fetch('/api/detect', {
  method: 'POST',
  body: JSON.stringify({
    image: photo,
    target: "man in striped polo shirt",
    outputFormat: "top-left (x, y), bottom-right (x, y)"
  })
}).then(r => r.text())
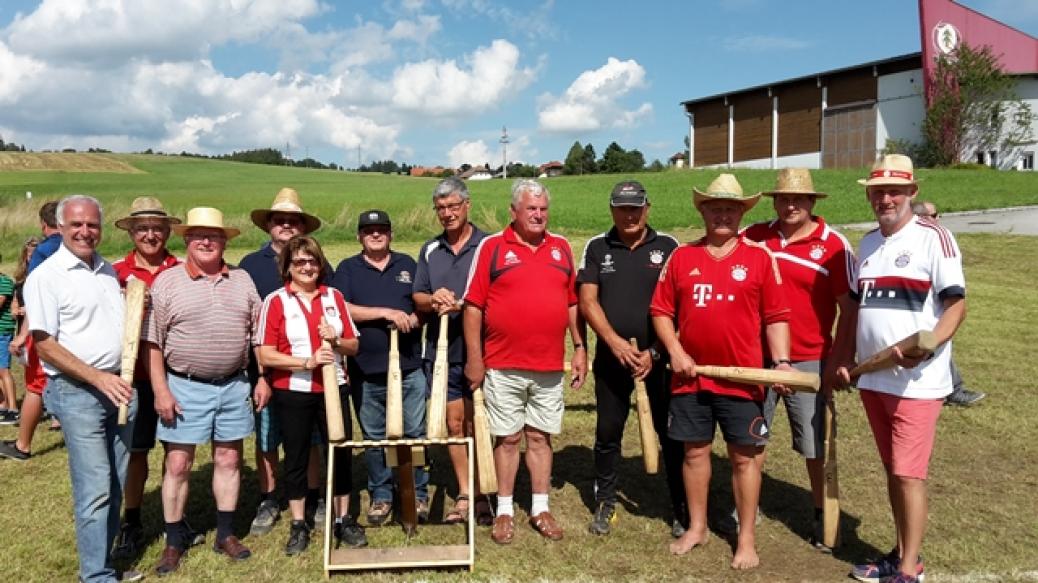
top-left (144, 208), bottom-right (266, 576)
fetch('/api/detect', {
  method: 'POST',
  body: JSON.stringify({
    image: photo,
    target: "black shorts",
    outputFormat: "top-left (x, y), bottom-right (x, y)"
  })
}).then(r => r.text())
top-left (667, 392), bottom-right (769, 447)
top-left (423, 360), bottom-right (472, 402)
top-left (130, 380), bottom-right (157, 452)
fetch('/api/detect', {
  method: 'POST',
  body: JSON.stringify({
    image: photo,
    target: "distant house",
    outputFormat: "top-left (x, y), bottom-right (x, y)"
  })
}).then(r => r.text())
top-left (458, 165), bottom-right (493, 181)
top-left (537, 161), bottom-right (563, 177)
top-left (410, 166), bottom-right (446, 177)
top-left (669, 152), bottom-right (687, 168)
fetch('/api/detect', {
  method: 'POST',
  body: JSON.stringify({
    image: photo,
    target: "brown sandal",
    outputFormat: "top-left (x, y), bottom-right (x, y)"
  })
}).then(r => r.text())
top-left (529, 511), bottom-right (563, 541)
top-left (491, 514), bottom-right (514, 544)
top-left (444, 495), bottom-right (469, 524)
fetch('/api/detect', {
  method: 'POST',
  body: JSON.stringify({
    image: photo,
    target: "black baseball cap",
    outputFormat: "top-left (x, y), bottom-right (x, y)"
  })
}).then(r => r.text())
top-left (610, 181), bottom-right (648, 207)
top-left (357, 209), bottom-right (391, 230)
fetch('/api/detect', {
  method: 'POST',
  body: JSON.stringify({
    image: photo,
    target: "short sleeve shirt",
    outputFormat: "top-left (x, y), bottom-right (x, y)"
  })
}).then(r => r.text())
top-left (0, 274), bottom-right (14, 334)
top-left (463, 225), bottom-right (577, 372)
top-left (413, 224), bottom-right (487, 364)
top-left (649, 239), bottom-right (790, 400)
top-left (853, 216), bottom-right (965, 398)
top-left (27, 233), bottom-right (62, 273)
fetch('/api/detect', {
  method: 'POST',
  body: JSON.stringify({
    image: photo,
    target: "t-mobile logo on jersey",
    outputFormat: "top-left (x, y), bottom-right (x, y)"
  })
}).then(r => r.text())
top-left (692, 283), bottom-right (713, 307)
top-left (859, 278), bottom-right (876, 306)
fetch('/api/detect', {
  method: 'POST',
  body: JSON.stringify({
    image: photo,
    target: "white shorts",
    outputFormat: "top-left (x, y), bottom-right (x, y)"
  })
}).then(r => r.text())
top-left (483, 368), bottom-right (564, 436)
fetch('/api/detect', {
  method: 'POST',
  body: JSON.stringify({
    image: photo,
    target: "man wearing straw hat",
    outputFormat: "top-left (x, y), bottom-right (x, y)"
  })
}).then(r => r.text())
top-left (650, 174), bottom-right (793, 569)
top-left (742, 168), bottom-right (857, 551)
top-left (240, 187), bottom-right (326, 536)
top-left (144, 207), bottom-right (265, 575)
top-left (837, 155), bottom-right (966, 583)
top-left (109, 197), bottom-right (207, 561)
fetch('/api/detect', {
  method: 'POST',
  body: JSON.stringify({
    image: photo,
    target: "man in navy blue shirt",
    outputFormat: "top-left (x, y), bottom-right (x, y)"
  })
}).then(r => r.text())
top-left (239, 188), bottom-right (324, 536)
top-left (413, 178), bottom-right (490, 525)
top-left (333, 210), bottom-right (429, 526)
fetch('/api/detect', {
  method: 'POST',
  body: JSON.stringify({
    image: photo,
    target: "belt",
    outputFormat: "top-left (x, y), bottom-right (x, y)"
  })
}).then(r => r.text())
top-left (167, 368), bottom-right (244, 386)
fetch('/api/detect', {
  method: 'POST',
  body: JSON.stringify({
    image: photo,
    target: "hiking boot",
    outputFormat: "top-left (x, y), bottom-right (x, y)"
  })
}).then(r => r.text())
top-left (588, 502), bottom-right (617, 536)
top-left (334, 516), bottom-right (368, 548)
top-left (366, 500), bottom-right (392, 526)
top-left (945, 388), bottom-right (986, 407)
top-left (850, 549), bottom-right (925, 583)
top-left (0, 440), bottom-right (30, 461)
top-left (118, 569), bottom-right (144, 582)
top-left (0, 409), bottom-right (19, 425)
top-left (249, 499), bottom-right (280, 535)
top-left (183, 519), bottom-right (206, 547)
top-left (112, 522), bottom-right (144, 560)
top-left (284, 520), bottom-right (310, 556)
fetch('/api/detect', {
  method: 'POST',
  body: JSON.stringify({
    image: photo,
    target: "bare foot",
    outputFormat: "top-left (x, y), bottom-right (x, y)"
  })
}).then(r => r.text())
top-left (731, 544), bottom-right (759, 569)
top-left (669, 529), bottom-right (710, 555)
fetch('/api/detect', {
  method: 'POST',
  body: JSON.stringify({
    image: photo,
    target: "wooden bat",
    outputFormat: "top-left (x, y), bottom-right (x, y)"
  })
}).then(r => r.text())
top-left (471, 386), bottom-right (498, 494)
top-left (426, 313), bottom-right (449, 439)
top-left (118, 279), bottom-right (147, 425)
top-left (850, 330), bottom-right (938, 378)
top-left (630, 339), bottom-right (658, 474)
top-left (822, 396), bottom-right (840, 548)
top-left (386, 326), bottom-right (403, 439)
top-left (693, 365), bottom-right (821, 392)
top-left (320, 317), bottom-right (346, 443)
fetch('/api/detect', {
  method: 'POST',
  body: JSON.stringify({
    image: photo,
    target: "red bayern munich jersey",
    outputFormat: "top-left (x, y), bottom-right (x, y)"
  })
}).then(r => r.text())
top-left (742, 217), bottom-right (855, 361)
top-left (650, 238), bottom-right (790, 400)
top-left (258, 283), bottom-right (358, 393)
top-left (464, 225), bottom-right (577, 372)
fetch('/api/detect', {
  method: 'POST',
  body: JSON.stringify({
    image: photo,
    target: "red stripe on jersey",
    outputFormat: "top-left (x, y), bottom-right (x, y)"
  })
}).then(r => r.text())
top-left (916, 219), bottom-right (956, 258)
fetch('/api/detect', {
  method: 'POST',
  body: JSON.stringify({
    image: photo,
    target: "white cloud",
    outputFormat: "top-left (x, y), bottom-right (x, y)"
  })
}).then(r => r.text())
top-left (722, 35), bottom-right (811, 52)
top-left (440, 0), bottom-right (558, 40)
top-left (0, 41), bottom-right (45, 105)
top-left (538, 57), bottom-right (652, 134)
top-left (447, 134), bottom-right (531, 168)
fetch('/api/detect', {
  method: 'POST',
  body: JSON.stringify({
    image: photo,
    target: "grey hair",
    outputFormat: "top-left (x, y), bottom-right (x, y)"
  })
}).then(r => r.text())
top-left (510, 179), bottom-right (550, 207)
top-left (911, 200), bottom-right (935, 216)
top-left (56, 194), bottom-right (103, 226)
top-left (432, 177), bottom-right (470, 202)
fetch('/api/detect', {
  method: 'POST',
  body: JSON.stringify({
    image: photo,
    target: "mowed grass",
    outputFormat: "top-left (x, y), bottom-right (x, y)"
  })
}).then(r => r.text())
top-left (0, 225), bottom-right (1037, 582)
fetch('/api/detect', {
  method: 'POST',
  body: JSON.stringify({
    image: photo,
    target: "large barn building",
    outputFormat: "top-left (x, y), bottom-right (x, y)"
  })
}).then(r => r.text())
top-left (680, 0), bottom-right (1038, 170)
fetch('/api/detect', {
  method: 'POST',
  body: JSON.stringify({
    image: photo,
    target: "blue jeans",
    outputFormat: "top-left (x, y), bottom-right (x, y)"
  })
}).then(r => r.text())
top-left (44, 374), bottom-right (137, 583)
top-left (358, 368), bottom-right (429, 503)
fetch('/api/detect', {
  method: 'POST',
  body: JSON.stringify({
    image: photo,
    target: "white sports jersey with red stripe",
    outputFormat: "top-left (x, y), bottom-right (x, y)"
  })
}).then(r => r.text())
top-left (258, 284), bottom-right (359, 393)
top-left (854, 216), bottom-right (965, 399)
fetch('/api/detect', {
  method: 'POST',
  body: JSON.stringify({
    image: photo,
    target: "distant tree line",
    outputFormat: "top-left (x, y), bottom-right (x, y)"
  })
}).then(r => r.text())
top-left (356, 160), bottom-right (413, 174)
top-left (563, 141), bottom-right (664, 175)
top-left (135, 147), bottom-right (342, 170)
top-left (0, 136), bottom-right (27, 152)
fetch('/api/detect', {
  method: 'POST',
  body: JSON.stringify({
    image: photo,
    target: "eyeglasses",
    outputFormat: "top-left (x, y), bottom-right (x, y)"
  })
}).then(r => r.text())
top-left (185, 233), bottom-right (226, 243)
top-left (290, 258), bottom-right (320, 268)
top-left (360, 226), bottom-right (389, 236)
top-left (433, 201), bottom-right (466, 215)
top-left (270, 215), bottom-right (304, 227)
top-left (132, 225), bottom-right (167, 235)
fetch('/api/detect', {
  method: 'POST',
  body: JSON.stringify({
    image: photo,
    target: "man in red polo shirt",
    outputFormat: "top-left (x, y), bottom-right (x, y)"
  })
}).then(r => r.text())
top-left (463, 179), bottom-right (587, 545)
top-left (742, 168), bottom-right (857, 551)
top-left (651, 173), bottom-right (793, 570)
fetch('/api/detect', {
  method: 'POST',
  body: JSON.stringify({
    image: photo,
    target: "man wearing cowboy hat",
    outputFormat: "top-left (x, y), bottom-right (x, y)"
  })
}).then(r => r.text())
top-left (838, 155), bottom-right (966, 583)
top-left (144, 207), bottom-right (266, 575)
top-left (239, 187), bottom-right (326, 536)
top-left (110, 197), bottom-right (207, 561)
top-left (650, 173), bottom-right (793, 569)
top-left (742, 168), bottom-right (857, 551)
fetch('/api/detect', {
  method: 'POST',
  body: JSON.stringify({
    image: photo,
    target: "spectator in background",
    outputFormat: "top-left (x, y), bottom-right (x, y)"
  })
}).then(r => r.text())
top-left (0, 269), bottom-right (16, 423)
top-left (1, 237), bottom-right (38, 429)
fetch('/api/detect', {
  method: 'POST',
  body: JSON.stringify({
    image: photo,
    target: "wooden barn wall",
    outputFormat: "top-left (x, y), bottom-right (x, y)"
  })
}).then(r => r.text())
top-left (693, 99), bottom-right (728, 166)
top-left (826, 69), bottom-right (877, 106)
top-left (732, 92), bottom-right (772, 162)
top-left (777, 81), bottom-right (822, 157)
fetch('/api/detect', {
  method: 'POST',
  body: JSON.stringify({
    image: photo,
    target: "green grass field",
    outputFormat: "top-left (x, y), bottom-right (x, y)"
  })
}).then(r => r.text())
top-left (1, 155), bottom-right (1036, 581)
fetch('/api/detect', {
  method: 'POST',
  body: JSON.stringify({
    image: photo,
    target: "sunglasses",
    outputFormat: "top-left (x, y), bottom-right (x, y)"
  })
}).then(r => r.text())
top-left (290, 258), bottom-right (320, 268)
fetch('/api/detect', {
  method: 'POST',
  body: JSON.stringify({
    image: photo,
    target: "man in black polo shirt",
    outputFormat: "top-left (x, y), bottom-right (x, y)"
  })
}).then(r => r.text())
top-left (413, 178), bottom-right (491, 526)
top-left (577, 180), bottom-right (687, 537)
top-left (239, 187), bottom-right (325, 535)
top-left (333, 210), bottom-right (429, 525)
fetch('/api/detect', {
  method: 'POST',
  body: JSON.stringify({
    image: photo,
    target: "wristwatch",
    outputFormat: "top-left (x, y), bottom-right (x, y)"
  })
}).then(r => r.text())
top-left (773, 358), bottom-right (792, 367)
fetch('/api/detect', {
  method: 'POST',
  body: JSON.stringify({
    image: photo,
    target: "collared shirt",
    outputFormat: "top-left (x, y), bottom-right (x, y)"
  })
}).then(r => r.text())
top-left (112, 250), bottom-right (181, 288)
top-left (650, 239), bottom-right (790, 400)
top-left (27, 232), bottom-right (62, 273)
top-left (332, 251), bottom-right (421, 376)
top-left (577, 226), bottom-right (678, 359)
top-left (239, 241), bottom-right (333, 301)
top-left (144, 261), bottom-right (262, 379)
top-left (258, 283), bottom-right (359, 393)
top-left (23, 244), bottom-right (125, 376)
top-left (463, 225), bottom-right (577, 372)
top-left (414, 223), bottom-right (487, 363)
top-left (742, 217), bottom-right (856, 361)
top-left (854, 216), bottom-right (965, 399)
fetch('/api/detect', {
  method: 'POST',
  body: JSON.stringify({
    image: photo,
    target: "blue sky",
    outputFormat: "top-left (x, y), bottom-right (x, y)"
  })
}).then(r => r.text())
top-left (1, 0), bottom-right (1036, 168)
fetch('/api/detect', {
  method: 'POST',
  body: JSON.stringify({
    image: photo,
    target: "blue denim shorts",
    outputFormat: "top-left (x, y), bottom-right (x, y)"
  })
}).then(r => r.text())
top-left (0, 333), bottom-right (12, 369)
top-left (157, 372), bottom-right (254, 444)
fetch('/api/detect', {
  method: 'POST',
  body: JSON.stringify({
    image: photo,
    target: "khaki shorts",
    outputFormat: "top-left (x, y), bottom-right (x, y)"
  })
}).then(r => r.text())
top-left (484, 368), bottom-right (564, 436)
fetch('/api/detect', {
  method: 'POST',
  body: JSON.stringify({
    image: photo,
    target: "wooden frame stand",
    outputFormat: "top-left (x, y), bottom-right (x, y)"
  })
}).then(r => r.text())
top-left (323, 437), bottom-right (475, 577)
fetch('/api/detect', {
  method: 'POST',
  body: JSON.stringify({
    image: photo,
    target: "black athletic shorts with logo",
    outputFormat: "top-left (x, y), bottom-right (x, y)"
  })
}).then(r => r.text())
top-left (667, 391), bottom-right (769, 447)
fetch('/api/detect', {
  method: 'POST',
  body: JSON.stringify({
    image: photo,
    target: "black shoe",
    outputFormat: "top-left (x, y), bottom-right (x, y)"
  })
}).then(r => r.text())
top-left (810, 517), bottom-right (833, 553)
top-left (945, 388), bottom-right (986, 407)
top-left (285, 520), bottom-right (310, 556)
top-left (588, 502), bottom-right (617, 536)
top-left (0, 440), bottom-right (30, 461)
top-left (112, 522), bottom-right (144, 560)
top-left (183, 519), bottom-right (206, 547)
top-left (0, 410), bottom-right (19, 425)
top-left (334, 516), bottom-right (368, 548)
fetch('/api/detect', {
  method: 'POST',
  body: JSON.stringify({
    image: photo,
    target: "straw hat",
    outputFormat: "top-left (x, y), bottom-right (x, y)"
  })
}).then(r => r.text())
top-left (114, 196), bottom-right (182, 230)
top-left (249, 187), bottom-right (321, 233)
top-left (172, 207), bottom-right (240, 239)
top-left (762, 168), bottom-right (827, 198)
top-left (693, 173), bottom-right (760, 210)
top-left (858, 154), bottom-right (918, 186)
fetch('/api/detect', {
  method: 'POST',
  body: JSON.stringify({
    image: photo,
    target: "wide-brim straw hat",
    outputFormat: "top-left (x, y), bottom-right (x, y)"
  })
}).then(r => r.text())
top-left (249, 187), bottom-right (321, 233)
top-left (762, 168), bottom-right (827, 198)
top-left (114, 196), bottom-right (182, 230)
top-left (693, 173), bottom-right (760, 211)
top-left (172, 207), bottom-right (240, 239)
top-left (858, 154), bottom-right (918, 186)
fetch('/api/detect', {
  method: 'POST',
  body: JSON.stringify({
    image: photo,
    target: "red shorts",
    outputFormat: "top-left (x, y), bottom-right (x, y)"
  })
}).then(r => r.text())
top-left (24, 336), bottom-right (46, 395)
top-left (859, 389), bottom-right (943, 480)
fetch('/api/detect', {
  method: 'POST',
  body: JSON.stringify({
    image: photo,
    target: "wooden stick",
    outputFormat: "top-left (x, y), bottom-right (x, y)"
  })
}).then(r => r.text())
top-left (631, 339), bottom-right (658, 475)
top-left (320, 317), bottom-right (346, 443)
top-left (822, 396), bottom-right (840, 548)
top-left (693, 365), bottom-right (821, 392)
top-left (471, 386), bottom-right (498, 494)
top-left (118, 279), bottom-right (147, 425)
top-left (426, 313), bottom-right (449, 439)
top-left (850, 330), bottom-right (938, 378)
top-left (386, 326), bottom-right (403, 439)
